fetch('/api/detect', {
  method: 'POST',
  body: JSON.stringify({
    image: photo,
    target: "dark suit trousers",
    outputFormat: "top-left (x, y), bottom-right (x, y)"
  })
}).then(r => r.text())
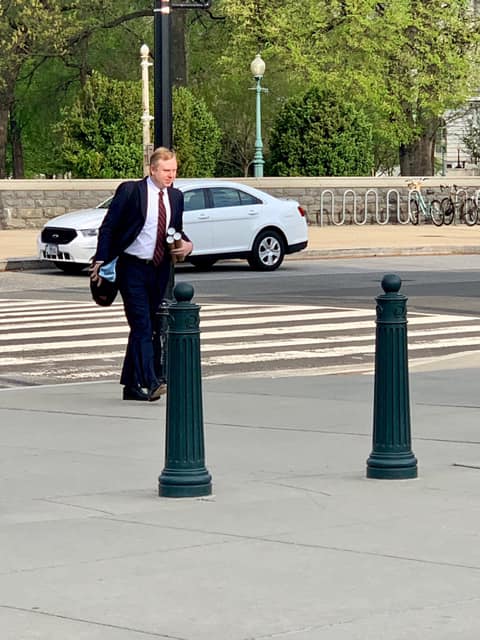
top-left (116, 253), bottom-right (171, 389)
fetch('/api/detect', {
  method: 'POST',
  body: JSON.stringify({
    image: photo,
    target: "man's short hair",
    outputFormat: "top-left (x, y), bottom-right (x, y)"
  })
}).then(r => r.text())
top-left (150, 147), bottom-right (176, 167)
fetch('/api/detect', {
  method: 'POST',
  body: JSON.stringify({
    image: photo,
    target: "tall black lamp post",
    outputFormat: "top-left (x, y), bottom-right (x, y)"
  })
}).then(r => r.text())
top-left (153, 0), bottom-right (212, 149)
top-left (154, 0), bottom-right (172, 148)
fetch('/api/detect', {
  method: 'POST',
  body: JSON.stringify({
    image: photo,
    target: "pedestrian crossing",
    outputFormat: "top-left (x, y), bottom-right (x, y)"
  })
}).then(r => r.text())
top-left (1, 297), bottom-right (480, 387)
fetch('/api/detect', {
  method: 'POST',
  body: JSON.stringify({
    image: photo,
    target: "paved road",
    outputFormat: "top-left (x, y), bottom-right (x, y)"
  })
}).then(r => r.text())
top-left (1, 254), bottom-right (480, 387)
top-left (3, 253), bottom-right (480, 310)
top-left (1, 294), bottom-right (480, 388)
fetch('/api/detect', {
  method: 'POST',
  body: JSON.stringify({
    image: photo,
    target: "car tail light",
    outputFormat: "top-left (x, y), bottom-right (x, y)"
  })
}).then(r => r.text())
top-left (298, 206), bottom-right (307, 217)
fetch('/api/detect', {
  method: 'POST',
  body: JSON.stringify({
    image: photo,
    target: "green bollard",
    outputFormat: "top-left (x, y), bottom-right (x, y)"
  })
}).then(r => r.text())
top-left (366, 274), bottom-right (418, 480)
top-left (158, 282), bottom-right (212, 497)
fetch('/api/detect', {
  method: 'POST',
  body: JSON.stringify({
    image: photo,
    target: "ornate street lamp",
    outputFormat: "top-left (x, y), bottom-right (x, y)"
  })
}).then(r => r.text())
top-left (140, 44), bottom-right (154, 176)
top-left (250, 53), bottom-right (267, 178)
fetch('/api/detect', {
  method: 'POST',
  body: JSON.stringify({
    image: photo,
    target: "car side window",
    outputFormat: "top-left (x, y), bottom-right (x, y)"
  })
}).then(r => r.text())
top-left (210, 188), bottom-right (262, 207)
top-left (210, 188), bottom-right (242, 208)
top-left (239, 191), bottom-right (262, 205)
top-left (184, 189), bottom-right (207, 211)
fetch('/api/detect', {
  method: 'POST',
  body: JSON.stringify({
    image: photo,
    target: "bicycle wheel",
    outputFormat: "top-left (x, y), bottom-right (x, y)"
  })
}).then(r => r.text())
top-left (462, 198), bottom-right (478, 226)
top-left (430, 200), bottom-right (443, 226)
top-left (441, 197), bottom-right (455, 225)
top-left (409, 197), bottom-right (420, 225)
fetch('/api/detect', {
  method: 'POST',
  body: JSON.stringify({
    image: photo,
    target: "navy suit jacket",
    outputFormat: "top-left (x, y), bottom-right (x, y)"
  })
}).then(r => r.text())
top-left (94, 178), bottom-right (188, 264)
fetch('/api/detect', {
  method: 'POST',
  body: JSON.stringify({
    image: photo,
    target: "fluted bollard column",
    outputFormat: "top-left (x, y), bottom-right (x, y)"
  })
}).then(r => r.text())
top-left (366, 274), bottom-right (418, 479)
top-left (158, 282), bottom-right (212, 497)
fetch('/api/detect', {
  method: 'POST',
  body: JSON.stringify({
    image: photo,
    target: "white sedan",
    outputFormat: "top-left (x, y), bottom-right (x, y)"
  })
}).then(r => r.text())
top-left (37, 180), bottom-right (308, 273)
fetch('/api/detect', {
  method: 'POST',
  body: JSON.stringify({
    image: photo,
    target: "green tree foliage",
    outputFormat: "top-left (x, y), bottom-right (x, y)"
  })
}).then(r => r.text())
top-left (0, 0), bottom-right (71, 176)
top-left (4, 0), bottom-right (480, 177)
top-left (12, 59), bottom-right (78, 177)
top-left (172, 86), bottom-right (222, 177)
top-left (187, 3), bottom-right (304, 176)
top-left (10, 6), bottom-right (152, 178)
top-left (269, 87), bottom-right (374, 176)
top-left (56, 73), bottom-right (221, 178)
top-left (0, 0), bottom-right (152, 177)
top-left (195, 0), bottom-right (480, 175)
top-left (386, 0), bottom-right (480, 175)
top-left (57, 72), bottom-right (143, 178)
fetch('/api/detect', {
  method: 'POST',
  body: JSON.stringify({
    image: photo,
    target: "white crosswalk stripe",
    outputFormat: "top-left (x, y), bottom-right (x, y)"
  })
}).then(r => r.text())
top-left (0, 297), bottom-right (479, 386)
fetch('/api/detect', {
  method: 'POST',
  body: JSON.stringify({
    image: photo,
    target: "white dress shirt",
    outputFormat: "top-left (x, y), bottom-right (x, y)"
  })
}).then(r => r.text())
top-left (124, 177), bottom-right (172, 259)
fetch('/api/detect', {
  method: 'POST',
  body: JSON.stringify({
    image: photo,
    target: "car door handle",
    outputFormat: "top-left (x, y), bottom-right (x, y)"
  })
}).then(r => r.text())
top-left (197, 213), bottom-right (210, 219)
top-left (247, 211), bottom-right (258, 216)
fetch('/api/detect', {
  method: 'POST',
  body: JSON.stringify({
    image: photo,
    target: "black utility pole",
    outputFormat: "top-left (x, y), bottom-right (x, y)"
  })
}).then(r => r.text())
top-left (153, 0), bottom-right (211, 149)
top-left (154, 0), bottom-right (172, 148)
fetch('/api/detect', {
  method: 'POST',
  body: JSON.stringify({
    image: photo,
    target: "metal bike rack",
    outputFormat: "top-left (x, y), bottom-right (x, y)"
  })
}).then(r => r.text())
top-left (339, 189), bottom-right (356, 226)
top-left (405, 189), bottom-right (417, 225)
top-left (319, 189), bottom-right (334, 226)
top-left (316, 187), bottom-right (414, 225)
top-left (400, 189), bottom-right (412, 224)
top-left (384, 189), bottom-right (401, 225)
top-left (362, 188), bottom-right (378, 225)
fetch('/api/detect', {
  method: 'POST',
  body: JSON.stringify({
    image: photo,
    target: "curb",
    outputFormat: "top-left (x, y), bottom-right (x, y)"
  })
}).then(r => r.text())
top-left (0, 258), bottom-right (51, 272)
top-left (288, 245), bottom-right (480, 260)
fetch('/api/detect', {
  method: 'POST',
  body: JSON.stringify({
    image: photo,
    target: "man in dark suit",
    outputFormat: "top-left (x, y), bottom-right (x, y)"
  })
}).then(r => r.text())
top-left (90, 147), bottom-right (193, 401)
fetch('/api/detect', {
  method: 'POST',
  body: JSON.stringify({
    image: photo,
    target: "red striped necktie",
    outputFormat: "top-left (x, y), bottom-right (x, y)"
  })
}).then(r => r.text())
top-left (153, 189), bottom-right (167, 266)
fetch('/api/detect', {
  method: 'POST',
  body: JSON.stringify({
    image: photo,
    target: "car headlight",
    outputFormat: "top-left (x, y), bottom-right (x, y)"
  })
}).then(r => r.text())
top-left (80, 229), bottom-right (99, 237)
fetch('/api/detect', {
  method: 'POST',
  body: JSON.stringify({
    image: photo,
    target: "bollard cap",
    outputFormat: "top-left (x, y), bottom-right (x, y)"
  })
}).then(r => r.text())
top-left (381, 273), bottom-right (401, 294)
top-left (174, 282), bottom-right (194, 303)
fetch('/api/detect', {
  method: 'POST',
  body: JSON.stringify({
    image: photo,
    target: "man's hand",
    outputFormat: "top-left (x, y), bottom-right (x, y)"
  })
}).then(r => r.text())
top-left (89, 260), bottom-right (104, 284)
top-left (170, 240), bottom-right (193, 260)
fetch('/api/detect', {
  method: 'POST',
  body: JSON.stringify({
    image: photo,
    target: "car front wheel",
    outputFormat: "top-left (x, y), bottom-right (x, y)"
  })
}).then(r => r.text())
top-left (248, 230), bottom-right (285, 271)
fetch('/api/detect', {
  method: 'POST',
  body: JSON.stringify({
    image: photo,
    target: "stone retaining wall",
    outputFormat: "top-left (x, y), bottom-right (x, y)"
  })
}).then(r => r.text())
top-left (1, 177), bottom-right (480, 228)
top-left (0, 181), bottom-right (116, 229)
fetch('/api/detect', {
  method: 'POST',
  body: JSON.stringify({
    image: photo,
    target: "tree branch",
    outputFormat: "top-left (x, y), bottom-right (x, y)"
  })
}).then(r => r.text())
top-left (65, 9), bottom-right (152, 49)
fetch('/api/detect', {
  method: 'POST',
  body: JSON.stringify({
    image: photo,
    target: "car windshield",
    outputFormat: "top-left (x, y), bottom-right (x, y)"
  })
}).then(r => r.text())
top-left (96, 197), bottom-right (113, 209)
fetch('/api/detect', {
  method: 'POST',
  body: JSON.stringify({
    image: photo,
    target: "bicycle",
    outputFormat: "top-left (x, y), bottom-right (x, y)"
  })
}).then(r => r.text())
top-left (407, 179), bottom-right (442, 226)
top-left (439, 184), bottom-right (478, 226)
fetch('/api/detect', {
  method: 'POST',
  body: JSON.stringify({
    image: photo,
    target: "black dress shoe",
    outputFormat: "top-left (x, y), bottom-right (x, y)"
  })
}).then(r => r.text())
top-left (148, 380), bottom-right (167, 402)
top-left (122, 386), bottom-right (149, 401)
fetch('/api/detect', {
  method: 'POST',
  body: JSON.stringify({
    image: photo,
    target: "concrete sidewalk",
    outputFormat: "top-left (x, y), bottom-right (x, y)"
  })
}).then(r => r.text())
top-left (2, 371), bottom-right (480, 639)
top-left (2, 224), bottom-right (480, 269)
top-left (3, 223), bottom-right (480, 638)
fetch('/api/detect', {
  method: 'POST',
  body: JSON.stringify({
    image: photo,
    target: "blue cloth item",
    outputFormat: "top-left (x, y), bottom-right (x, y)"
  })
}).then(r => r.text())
top-left (99, 257), bottom-right (118, 282)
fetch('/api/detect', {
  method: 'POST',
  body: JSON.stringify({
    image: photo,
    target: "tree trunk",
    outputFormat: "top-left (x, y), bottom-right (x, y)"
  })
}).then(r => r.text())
top-left (171, 11), bottom-right (187, 87)
top-left (9, 107), bottom-right (25, 178)
top-left (0, 104), bottom-right (9, 179)
top-left (0, 73), bottom-right (19, 179)
top-left (399, 118), bottom-right (439, 176)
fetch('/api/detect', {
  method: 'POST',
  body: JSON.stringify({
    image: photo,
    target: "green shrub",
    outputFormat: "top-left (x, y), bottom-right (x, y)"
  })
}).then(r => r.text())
top-left (58, 73), bottom-right (222, 178)
top-left (269, 86), bottom-right (374, 176)
top-left (173, 86), bottom-right (222, 177)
